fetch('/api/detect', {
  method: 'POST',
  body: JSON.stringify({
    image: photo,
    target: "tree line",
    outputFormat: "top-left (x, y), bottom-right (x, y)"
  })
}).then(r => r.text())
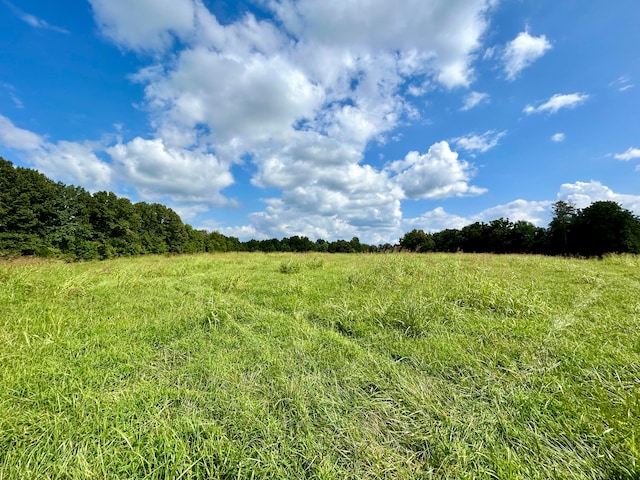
top-left (399, 200), bottom-right (640, 256)
top-left (2, 157), bottom-right (639, 259)
top-left (0, 158), bottom-right (375, 259)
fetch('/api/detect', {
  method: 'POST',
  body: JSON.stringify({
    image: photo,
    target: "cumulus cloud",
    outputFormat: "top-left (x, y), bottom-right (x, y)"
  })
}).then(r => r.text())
top-left (32, 141), bottom-right (112, 190)
top-left (613, 147), bottom-right (640, 161)
top-left (388, 141), bottom-right (486, 199)
top-left (0, 112), bottom-right (241, 201)
top-left (472, 199), bottom-right (553, 225)
top-left (89, 0), bottom-right (196, 52)
top-left (404, 207), bottom-right (469, 232)
top-left (524, 93), bottom-right (589, 114)
top-left (246, 136), bottom-right (407, 242)
top-left (461, 91), bottom-right (489, 111)
top-left (503, 30), bottom-right (552, 80)
top-left (558, 180), bottom-right (640, 214)
top-left (452, 130), bottom-right (506, 153)
top-left (80, 0), bottom-right (500, 240)
top-left (226, 139), bottom-right (488, 242)
top-left (108, 137), bottom-right (234, 206)
top-left (551, 133), bottom-right (566, 143)
top-left (141, 45), bottom-right (325, 151)
top-left (240, 158), bottom-right (404, 244)
top-left (270, 0), bottom-right (494, 88)
top-left (247, 188), bottom-right (402, 245)
top-left (0, 115), bottom-right (112, 190)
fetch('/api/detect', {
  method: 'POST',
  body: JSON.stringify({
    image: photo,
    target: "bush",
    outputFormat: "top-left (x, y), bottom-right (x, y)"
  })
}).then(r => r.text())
top-left (279, 259), bottom-right (301, 274)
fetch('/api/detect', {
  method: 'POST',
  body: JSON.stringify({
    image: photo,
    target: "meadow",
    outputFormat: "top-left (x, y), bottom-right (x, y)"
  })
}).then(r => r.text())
top-left (1, 252), bottom-right (638, 479)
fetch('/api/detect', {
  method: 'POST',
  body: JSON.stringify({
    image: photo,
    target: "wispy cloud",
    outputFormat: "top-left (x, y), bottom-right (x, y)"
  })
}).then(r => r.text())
top-left (524, 93), bottom-right (589, 115)
top-left (503, 29), bottom-right (552, 80)
top-left (613, 147), bottom-right (640, 161)
top-left (2, 0), bottom-right (69, 34)
top-left (452, 130), bottom-right (507, 153)
top-left (610, 75), bottom-right (634, 92)
top-left (551, 133), bottom-right (565, 143)
top-left (0, 82), bottom-right (24, 108)
top-left (460, 91), bottom-right (489, 111)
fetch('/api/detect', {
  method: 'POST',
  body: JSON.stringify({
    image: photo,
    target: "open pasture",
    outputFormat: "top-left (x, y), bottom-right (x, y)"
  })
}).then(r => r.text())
top-left (1, 253), bottom-right (638, 479)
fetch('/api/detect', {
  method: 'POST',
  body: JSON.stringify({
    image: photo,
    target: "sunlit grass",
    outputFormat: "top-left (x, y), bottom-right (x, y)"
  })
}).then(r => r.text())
top-left (1, 253), bottom-right (638, 478)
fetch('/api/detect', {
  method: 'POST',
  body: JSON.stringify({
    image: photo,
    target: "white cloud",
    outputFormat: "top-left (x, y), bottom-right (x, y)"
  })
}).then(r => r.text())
top-left (613, 147), bottom-right (640, 161)
top-left (108, 137), bottom-right (234, 206)
top-left (250, 131), bottom-right (363, 189)
top-left (0, 114), bottom-right (44, 150)
top-left (404, 207), bottom-right (469, 232)
top-left (503, 30), bottom-right (552, 80)
top-left (0, 115), bottom-right (112, 190)
top-left (234, 139), bottom-right (488, 242)
top-left (388, 141), bottom-right (486, 199)
top-left (524, 93), bottom-right (589, 115)
top-left (407, 81), bottom-right (431, 97)
top-left (551, 133), bottom-right (566, 143)
top-left (610, 75), bottom-right (634, 92)
top-left (452, 130), bottom-right (506, 153)
top-left (32, 141), bottom-right (112, 190)
top-left (0, 82), bottom-right (24, 109)
top-left (247, 188), bottom-right (402, 244)
top-left (461, 91), bottom-right (489, 111)
top-left (472, 199), bottom-right (553, 226)
top-left (270, 0), bottom-right (495, 88)
top-left (483, 46), bottom-right (497, 60)
top-left (150, 46), bottom-right (325, 149)
top-left (237, 162), bottom-right (404, 243)
top-left (244, 136), bottom-right (407, 243)
top-left (2, 0), bottom-right (69, 34)
top-left (89, 0), bottom-right (196, 52)
top-left (170, 203), bottom-right (209, 222)
top-left (83, 0), bottom-right (499, 241)
top-left (558, 180), bottom-right (640, 214)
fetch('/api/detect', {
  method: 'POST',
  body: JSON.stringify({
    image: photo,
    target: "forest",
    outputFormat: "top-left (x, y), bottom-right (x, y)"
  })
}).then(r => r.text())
top-left (1, 157), bottom-right (639, 259)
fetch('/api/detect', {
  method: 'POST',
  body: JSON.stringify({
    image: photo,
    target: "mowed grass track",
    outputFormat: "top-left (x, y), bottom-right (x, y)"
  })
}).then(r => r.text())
top-left (1, 253), bottom-right (638, 479)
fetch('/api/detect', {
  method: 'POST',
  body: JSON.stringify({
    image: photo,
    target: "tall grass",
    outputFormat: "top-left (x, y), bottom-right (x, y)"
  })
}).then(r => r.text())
top-left (1, 253), bottom-right (638, 478)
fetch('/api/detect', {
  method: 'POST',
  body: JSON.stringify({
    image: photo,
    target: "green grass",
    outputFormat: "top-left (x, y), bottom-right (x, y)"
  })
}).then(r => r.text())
top-left (1, 253), bottom-right (638, 479)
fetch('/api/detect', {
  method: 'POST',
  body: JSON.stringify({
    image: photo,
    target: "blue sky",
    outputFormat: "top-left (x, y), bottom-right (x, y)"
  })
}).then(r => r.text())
top-left (1, 0), bottom-right (639, 243)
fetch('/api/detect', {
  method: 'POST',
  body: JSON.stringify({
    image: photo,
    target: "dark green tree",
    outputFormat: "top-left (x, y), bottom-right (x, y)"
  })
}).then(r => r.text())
top-left (509, 220), bottom-right (545, 253)
top-left (399, 229), bottom-right (429, 252)
top-left (549, 200), bottom-right (577, 254)
top-left (205, 231), bottom-right (228, 252)
top-left (0, 158), bottom-right (60, 255)
top-left (432, 229), bottom-right (462, 252)
top-left (459, 222), bottom-right (490, 252)
top-left (573, 201), bottom-right (640, 256)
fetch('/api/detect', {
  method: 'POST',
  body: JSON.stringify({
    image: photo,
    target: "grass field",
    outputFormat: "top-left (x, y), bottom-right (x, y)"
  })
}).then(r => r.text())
top-left (1, 253), bottom-right (639, 479)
